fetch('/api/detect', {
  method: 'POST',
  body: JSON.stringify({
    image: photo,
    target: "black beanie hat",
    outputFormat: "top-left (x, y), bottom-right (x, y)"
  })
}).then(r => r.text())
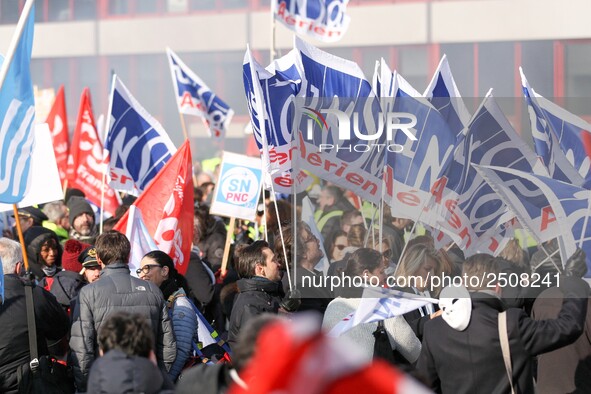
top-left (68, 196), bottom-right (95, 227)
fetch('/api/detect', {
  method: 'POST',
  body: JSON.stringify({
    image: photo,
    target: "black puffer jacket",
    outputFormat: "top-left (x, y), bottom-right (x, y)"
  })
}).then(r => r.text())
top-left (87, 350), bottom-right (174, 394)
top-left (227, 277), bottom-right (283, 349)
top-left (0, 275), bottom-right (69, 394)
top-left (69, 262), bottom-right (176, 392)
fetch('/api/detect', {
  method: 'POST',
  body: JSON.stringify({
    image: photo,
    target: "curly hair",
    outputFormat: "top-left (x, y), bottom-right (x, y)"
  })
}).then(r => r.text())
top-left (98, 312), bottom-right (154, 358)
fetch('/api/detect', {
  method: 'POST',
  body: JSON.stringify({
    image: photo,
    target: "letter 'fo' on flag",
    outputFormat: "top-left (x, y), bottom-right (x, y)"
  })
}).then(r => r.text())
top-left (0, 0), bottom-right (35, 204)
top-left (274, 0), bottom-right (351, 43)
top-left (104, 75), bottom-right (177, 195)
top-left (166, 48), bottom-right (234, 143)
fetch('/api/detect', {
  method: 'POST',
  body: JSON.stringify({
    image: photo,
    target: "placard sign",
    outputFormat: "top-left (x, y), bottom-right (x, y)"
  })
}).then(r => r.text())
top-left (210, 152), bottom-right (263, 221)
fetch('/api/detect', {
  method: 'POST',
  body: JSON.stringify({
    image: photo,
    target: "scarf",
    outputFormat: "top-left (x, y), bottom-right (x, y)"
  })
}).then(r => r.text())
top-left (42, 264), bottom-right (57, 277)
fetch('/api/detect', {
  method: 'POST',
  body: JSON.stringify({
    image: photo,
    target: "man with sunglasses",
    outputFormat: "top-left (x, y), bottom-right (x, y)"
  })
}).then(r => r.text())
top-left (69, 231), bottom-right (176, 393)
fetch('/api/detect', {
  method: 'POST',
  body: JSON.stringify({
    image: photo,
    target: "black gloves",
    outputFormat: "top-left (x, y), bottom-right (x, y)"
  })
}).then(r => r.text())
top-left (564, 248), bottom-right (587, 278)
top-left (280, 288), bottom-right (302, 312)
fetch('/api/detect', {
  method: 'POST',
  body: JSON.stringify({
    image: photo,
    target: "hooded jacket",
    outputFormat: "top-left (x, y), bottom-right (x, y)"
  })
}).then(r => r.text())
top-left (24, 226), bottom-right (63, 281)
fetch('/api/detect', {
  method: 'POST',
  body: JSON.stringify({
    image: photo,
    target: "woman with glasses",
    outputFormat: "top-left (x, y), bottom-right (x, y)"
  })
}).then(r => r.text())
top-left (138, 250), bottom-right (198, 381)
top-left (326, 230), bottom-right (348, 263)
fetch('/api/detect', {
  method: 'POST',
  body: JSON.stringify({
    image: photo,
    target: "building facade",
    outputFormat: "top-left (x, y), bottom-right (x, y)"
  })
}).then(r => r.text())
top-left (1, 0), bottom-right (590, 156)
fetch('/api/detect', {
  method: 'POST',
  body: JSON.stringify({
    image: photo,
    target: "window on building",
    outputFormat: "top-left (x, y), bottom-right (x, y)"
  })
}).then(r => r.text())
top-left (222, 0), bottom-right (249, 9)
top-left (1, 0), bottom-right (21, 24)
top-left (137, 0), bottom-right (160, 14)
top-left (398, 45), bottom-right (428, 91)
top-left (190, 0), bottom-right (216, 11)
top-left (74, 0), bottom-right (97, 20)
top-left (565, 42), bottom-right (591, 117)
top-left (108, 0), bottom-right (128, 15)
top-left (48, 0), bottom-right (70, 22)
top-left (521, 41), bottom-right (553, 97)
top-left (440, 43), bottom-right (474, 99)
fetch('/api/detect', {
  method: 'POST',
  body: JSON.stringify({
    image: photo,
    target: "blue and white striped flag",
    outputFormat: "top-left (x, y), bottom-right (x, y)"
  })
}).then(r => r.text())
top-left (0, 3), bottom-right (35, 204)
top-left (327, 286), bottom-right (437, 337)
top-left (167, 48), bottom-right (233, 143)
top-left (520, 68), bottom-right (586, 188)
top-left (104, 75), bottom-right (177, 195)
top-left (474, 164), bottom-right (591, 276)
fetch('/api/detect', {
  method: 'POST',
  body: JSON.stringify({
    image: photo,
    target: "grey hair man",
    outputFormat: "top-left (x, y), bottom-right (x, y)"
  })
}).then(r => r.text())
top-left (0, 238), bottom-right (69, 394)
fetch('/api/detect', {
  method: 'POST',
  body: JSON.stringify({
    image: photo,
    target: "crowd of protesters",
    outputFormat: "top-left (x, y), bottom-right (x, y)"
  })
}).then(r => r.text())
top-left (0, 170), bottom-right (590, 394)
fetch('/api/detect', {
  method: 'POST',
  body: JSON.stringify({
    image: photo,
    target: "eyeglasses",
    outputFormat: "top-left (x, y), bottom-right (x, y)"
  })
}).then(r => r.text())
top-left (136, 264), bottom-right (161, 275)
top-left (382, 249), bottom-right (392, 259)
top-left (334, 244), bottom-right (347, 251)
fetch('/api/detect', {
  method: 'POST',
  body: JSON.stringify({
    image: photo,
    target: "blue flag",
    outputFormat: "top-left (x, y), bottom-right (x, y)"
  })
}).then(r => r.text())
top-left (520, 68), bottom-right (585, 188)
top-left (475, 164), bottom-right (591, 276)
top-left (104, 75), bottom-right (177, 195)
top-left (423, 55), bottom-right (470, 141)
top-left (274, 0), bottom-right (351, 43)
top-left (429, 92), bottom-right (541, 255)
top-left (242, 47), bottom-right (304, 194)
top-left (0, 5), bottom-right (35, 204)
top-left (378, 59), bottom-right (457, 223)
top-left (167, 48), bottom-right (233, 143)
top-left (293, 37), bottom-right (386, 204)
top-left (527, 82), bottom-right (591, 188)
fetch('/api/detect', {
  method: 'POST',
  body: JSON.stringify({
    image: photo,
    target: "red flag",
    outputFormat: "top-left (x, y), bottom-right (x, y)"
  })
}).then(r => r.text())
top-left (114, 140), bottom-right (194, 274)
top-left (229, 316), bottom-right (424, 394)
top-left (581, 130), bottom-right (591, 162)
top-left (67, 88), bottom-right (119, 215)
top-left (45, 85), bottom-right (69, 184)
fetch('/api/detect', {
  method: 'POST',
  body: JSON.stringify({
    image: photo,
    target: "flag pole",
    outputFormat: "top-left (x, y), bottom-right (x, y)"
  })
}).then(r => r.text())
top-left (220, 217), bottom-right (236, 278)
top-left (12, 205), bottom-right (30, 272)
top-left (270, 0), bottom-right (277, 62)
top-left (99, 74), bottom-right (118, 235)
top-left (0, 0), bottom-right (34, 91)
top-left (178, 112), bottom-right (190, 141)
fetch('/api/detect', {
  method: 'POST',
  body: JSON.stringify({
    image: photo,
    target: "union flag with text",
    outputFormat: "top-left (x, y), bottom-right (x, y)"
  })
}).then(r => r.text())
top-left (67, 88), bottom-right (119, 215)
top-left (45, 85), bottom-right (69, 185)
top-left (114, 140), bottom-right (194, 274)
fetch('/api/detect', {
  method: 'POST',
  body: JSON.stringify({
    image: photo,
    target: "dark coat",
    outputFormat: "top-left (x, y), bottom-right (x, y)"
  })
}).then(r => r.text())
top-left (39, 269), bottom-right (85, 310)
top-left (69, 262), bottom-right (176, 392)
top-left (532, 286), bottom-right (591, 394)
top-left (176, 364), bottom-right (233, 394)
top-left (87, 350), bottom-right (174, 394)
top-left (185, 251), bottom-right (215, 308)
top-left (0, 274), bottom-right (69, 394)
top-left (197, 219), bottom-right (227, 271)
top-left (227, 277), bottom-right (283, 349)
top-left (416, 277), bottom-right (589, 394)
